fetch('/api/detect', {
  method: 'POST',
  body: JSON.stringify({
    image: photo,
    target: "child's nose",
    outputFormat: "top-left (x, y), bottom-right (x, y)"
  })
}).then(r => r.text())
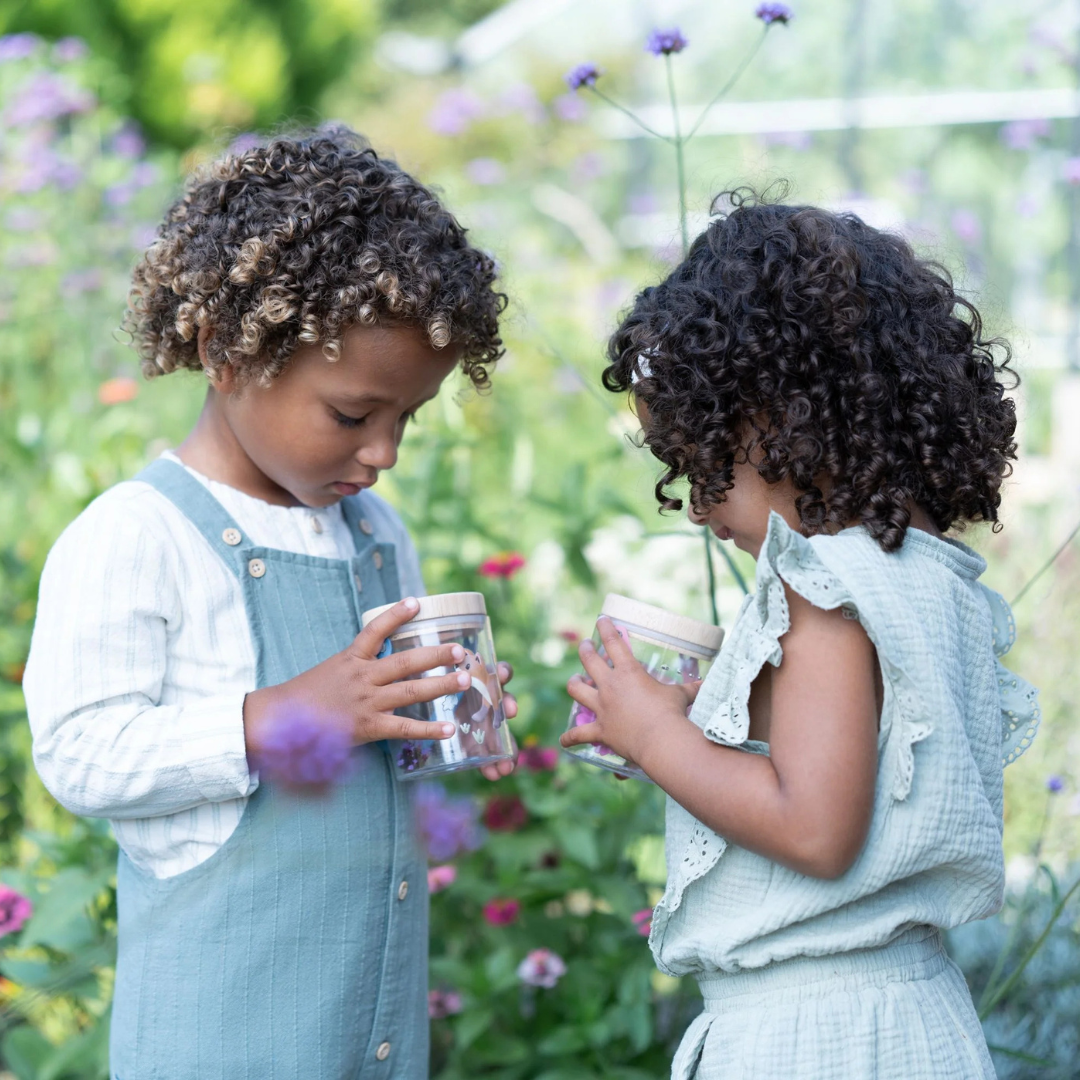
top-left (357, 436), bottom-right (398, 471)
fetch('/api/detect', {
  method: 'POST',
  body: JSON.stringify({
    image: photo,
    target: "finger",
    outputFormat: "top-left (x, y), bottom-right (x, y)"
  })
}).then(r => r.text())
top-left (380, 670), bottom-right (470, 711)
top-left (560, 721), bottom-right (603, 749)
top-left (502, 692), bottom-right (518, 720)
top-left (566, 675), bottom-right (600, 713)
top-left (577, 639), bottom-right (613, 685)
top-left (595, 616), bottom-right (637, 667)
top-left (479, 757), bottom-right (516, 781)
top-left (372, 642), bottom-right (465, 685)
top-left (497, 661), bottom-right (513, 687)
top-left (683, 678), bottom-right (703, 704)
top-left (351, 597), bottom-right (423, 660)
top-left (368, 713), bottom-right (457, 742)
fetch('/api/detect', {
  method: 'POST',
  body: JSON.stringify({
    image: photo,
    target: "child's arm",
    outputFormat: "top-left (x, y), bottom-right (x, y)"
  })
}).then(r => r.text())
top-left (560, 589), bottom-right (879, 880)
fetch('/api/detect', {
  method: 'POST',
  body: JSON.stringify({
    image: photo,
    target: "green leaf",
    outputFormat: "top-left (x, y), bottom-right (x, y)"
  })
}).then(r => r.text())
top-left (2, 1025), bottom-right (54, 1080)
top-left (551, 821), bottom-right (599, 870)
top-left (453, 1007), bottom-right (494, 1050)
top-left (39, 1011), bottom-right (111, 1080)
top-left (20, 867), bottom-right (106, 951)
top-left (537, 1026), bottom-right (589, 1055)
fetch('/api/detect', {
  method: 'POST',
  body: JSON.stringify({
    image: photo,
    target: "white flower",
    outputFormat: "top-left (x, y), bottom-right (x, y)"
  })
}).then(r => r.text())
top-left (516, 948), bottom-right (567, 989)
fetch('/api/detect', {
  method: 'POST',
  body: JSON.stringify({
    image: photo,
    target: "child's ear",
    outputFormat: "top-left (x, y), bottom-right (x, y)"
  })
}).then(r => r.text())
top-left (197, 326), bottom-right (237, 393)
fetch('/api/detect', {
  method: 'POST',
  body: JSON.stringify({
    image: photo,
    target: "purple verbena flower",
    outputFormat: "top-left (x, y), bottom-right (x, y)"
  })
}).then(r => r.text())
top-left (228, 131), bottom-right (264, 156)
top-left (6, 72), bottom-right (94, 126)
top-left (1064, 156), bottom-right (1080, 185)
top-left (466, 157), bottom-right (506, 186)
top-left (415, 783), bottom-right (484, 861)
top-left (111, 123), bottom-right (146, 159)
top-left (0, 33), bottom-right (40, 63)
top-left (756, 3), bottom-right (794, 24)
top-left (53, 37), bottom-right (88, 63)
top-left (553, 93), bottom-right (588, 122)
top-left (1046, 774), bottom-right (1064, 794)
top-left (428, 988), bottom-right (463, 1019)
top-left (564, 63), bottom-right (600, 91)
top-left (517, 948), bottom-right (567, 988)
top-left (251, 704), bottom-right (354, 789)
top-left (1000, 118), bottom-right (1050, 152)
top-left (950, 208), bottom-right (981, 246)
top-left (427, 88), bottom-right (486, 136)
top-left (646, 28), bottom-right (688, 56)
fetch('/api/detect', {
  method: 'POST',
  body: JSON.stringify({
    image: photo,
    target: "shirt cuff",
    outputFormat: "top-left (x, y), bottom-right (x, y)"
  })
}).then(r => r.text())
top-left (180, 692), bottom-right (259, 803)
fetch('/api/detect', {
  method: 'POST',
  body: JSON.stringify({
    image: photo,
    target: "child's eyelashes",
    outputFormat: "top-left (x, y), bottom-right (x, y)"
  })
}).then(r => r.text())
top-left (331, 408), bottom-right (369, 429)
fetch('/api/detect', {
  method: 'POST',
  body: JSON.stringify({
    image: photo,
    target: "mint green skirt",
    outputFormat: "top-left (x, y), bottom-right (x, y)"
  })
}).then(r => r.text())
top-left (673, 929), bottom-right (995, 1080)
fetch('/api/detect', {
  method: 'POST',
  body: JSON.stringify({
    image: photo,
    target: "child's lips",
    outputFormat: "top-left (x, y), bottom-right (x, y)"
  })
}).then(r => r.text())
top-left (712, 525), bottom-right (733, 542)
top-left (332, 481), bottom-right (366, 496)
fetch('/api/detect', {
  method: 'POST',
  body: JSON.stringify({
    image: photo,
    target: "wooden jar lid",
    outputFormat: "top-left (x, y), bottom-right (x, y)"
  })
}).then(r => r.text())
top-left (600, 593), bottom-right (724, 654)
top-left (361, 591), bottom-right (488, 629)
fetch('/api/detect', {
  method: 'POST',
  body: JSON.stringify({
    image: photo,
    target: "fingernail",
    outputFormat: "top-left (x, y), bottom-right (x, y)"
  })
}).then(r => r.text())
top-left (403, 596), bottom-right (419, 610)
top-left (580, 640), bottom-right (595, 653)
top-left (441, 723), bottom-right (455, 736)
top-left (450, 644), bottom-right (465, 661)
top-left (456, 672), bottom-right (470, 688)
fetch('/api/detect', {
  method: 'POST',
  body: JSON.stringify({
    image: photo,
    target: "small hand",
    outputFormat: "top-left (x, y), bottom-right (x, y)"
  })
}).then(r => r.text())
top-left (559, 618), bottom-right (700, 769)
top-left (480, 661), bottom-right (518, 782)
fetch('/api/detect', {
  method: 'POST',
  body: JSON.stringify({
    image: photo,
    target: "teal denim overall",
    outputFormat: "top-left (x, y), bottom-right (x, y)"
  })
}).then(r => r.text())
top-left (110, 459), bottom-right (429, 1079)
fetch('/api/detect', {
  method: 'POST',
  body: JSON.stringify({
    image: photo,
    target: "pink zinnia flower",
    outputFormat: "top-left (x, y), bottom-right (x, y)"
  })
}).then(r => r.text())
top-left (427, 864), bottom-right (457, 893)
top-left (98, 377), bottom-right (138, 406)
top-left (482, 898), bottom-right (521, 926)
top-left (632, 908), bottom-right (653, 937)
top-left (428, 987), bottom-right (463, 1018)
top-left (478, 551), bottom-right (526, 579)
top-left (0, 886), bottom-right (32, 937)
top-left (516, 948), bottom-right (567, 988)
top-left (518, 746), bottom-right (559, 772)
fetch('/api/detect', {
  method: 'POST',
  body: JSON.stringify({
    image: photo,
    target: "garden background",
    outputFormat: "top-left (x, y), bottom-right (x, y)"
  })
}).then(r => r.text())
top-left (0, 0), bottom-right (1078, 1076)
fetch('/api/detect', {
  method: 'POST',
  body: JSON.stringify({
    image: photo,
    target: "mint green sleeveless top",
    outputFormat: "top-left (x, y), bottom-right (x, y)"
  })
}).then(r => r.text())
top-left (650, 513), bottom-right (1040, 977)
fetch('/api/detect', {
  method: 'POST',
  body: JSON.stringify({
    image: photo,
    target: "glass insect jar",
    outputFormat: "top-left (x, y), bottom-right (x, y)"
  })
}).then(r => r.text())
top-left (361, 592), bottom-right (515, 780)
top-left (564, 593), bottom-right (725, 781)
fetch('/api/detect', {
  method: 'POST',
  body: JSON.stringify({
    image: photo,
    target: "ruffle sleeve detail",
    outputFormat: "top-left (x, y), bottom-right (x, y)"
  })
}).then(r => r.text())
top-left (976, 583), bottom-right (1040, 766)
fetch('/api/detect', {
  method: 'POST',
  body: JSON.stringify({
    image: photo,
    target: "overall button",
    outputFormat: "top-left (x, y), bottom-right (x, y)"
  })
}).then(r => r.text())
top-left (375, 1042), bottom-right (391, 1061)
top-left (359, 518), bottom-right (374, 535)
top-left (310, 515), bottom-right (323, 534)
top-left (248, 558), bottom-right (266, 579)
top-left (373, 551), bottom-right (384, 570)
top-left (222, 528), bottom-right (242, 546)
top-left (354, 573), bottom-right (363, 592)
top-left (397, 880), bottom-right (409, 901)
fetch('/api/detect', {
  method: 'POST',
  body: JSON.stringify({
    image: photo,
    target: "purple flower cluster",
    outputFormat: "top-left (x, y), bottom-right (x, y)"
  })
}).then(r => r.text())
top-left (0, 33), bottom-right (39, 64)
top-left (427, 88), bottom-right (486, 136)
top-left (756, 3), bottom-right (794, 24)
top-left (1000, 118), bottom-right (1050, 152)
top-left (251, 705), bottom-right (354, 789)
top-left (646, 28), bottom-right (688, 56)
top-left (415, 783), bottom-right (484, 861)
top-left (6, 71), bottom-right (94, 127)
top-left (53, 37), bottom-right (88, 63)
top-left (428, 988), bottom-right (463, 1018)
top-left (1046, 775), bottom-right (1064, 794)
top-left (12, 135), bottom-right (82, 194)
top-left (564, 63), bottom-right (600, 92)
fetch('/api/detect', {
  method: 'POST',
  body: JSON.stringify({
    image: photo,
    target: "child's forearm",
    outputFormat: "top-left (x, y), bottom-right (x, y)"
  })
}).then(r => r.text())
top-left (636, 711), bottom-right (868, 879)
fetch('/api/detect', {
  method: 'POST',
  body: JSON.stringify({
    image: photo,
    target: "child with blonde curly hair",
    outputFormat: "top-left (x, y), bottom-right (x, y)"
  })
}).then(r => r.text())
top-left (26, 126), bottom-right (514, 1079)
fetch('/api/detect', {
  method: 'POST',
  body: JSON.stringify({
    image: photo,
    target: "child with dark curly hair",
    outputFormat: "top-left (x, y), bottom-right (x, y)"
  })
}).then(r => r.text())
top-left (561, 191), bottom-right (1040, 1079)
top-left (25, 126), bottom-right (516, 1079)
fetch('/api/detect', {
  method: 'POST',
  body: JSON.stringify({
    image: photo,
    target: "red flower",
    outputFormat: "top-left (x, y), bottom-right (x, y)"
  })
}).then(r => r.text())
top-left (478, 551), bottom-right (526, 579)
top-left (97, 376), bottom-right (138, 405)
top-left (518, 746), bottom-right (559, 772)
top-left (483, 795), bottom-right (528, 831)
top-left (632, 908), bottom-right (653, 937)
top-left (558, 629), bottom-right (581, 643)
top-left (482, 898), bottom-right (521, 925)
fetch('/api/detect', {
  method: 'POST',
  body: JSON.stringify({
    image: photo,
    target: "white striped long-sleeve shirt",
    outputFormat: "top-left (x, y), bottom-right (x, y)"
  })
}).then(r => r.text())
top-left (24, 452), bottom-right (424, 878)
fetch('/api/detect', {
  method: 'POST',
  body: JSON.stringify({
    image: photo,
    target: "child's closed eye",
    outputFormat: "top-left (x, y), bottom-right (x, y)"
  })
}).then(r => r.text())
top-left (331, 408), bottom-right (369, 429)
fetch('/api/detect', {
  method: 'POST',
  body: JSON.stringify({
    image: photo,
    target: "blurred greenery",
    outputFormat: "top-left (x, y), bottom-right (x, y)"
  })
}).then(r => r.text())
top-left (0, 1), bottom-right (1079, 1076)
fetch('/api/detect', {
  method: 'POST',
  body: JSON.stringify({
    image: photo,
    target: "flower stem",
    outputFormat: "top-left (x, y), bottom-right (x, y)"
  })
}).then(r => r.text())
top-left (977, 875), bottom-right (1080, 1020)
top-left (704, 530), bottom-right (719, 624)
top-left (587, 87), bottom-right (673, 143)
top-left (1011, 514), bottom-right (1080, 606)
top-left (665, 54), bottom-right (689, 257)
top-left (686, 27), bottom-right (769, 142)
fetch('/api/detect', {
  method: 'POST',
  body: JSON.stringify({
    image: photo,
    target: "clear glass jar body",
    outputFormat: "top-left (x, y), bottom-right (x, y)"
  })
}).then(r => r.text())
top-left (564, 620), bottom-right (715, 782)
top-left (382, 613), bottom-right (514, 781)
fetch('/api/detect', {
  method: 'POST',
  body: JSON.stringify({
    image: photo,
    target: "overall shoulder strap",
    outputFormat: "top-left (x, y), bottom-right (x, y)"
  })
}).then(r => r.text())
top-left (135, 458), bottom-right (248, 579)
top-left (340, 493), bottom-right (375, 552)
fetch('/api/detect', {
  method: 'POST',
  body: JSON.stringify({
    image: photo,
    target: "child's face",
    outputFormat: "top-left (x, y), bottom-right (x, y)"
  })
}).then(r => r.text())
top-left (687, 458), bottom-right (801, 558)
top-left (206, 324), bottom-right (458, 507)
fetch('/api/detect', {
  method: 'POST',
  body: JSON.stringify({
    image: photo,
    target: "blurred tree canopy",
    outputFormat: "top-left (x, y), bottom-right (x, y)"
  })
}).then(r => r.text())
top-left (0, 0), bottom-right (380, 146)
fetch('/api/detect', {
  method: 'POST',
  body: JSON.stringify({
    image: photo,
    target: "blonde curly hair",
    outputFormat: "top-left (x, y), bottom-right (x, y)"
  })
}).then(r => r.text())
top-left (125, 126), bottom-right (505, 388)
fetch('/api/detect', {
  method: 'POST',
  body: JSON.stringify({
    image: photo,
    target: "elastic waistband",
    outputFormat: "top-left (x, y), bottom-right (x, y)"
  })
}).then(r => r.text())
top-left (697, 926), bottom-right (945, 1006)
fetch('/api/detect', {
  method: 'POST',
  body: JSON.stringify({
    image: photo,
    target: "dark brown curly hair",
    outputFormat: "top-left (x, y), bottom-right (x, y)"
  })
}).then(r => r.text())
top-left (125, 125), bottom-right (505, 388)
top-left (604, 190), bottom-right (1018, 552)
